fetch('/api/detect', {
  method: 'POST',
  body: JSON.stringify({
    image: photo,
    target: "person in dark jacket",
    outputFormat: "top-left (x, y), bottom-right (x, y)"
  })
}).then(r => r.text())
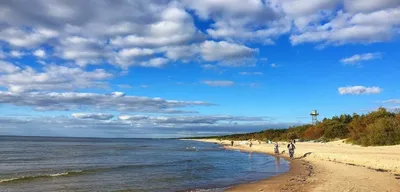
top-left (287, 141), bottom-right (296, 159)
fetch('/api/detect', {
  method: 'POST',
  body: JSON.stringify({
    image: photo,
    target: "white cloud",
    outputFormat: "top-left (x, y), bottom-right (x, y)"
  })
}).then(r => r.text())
top-left (291, 24), bottom-right (393, 45)
top-left (200, 40), bottom-right (258, 61)
top-left (238, 72), bottom-right (263, 75)
top-left (0, 1), bottom-right (204, 68)
top-left (290, 5), bottom-right (400, 46)
top-left (161, 44), bottom-right (200, 61)
top-left (119, 115), bottom-right (149, 121)
top-left (0, 65), bottom-right (113, 92)
top-left (112, 48), bottom-right (164, 68)
top-left (119, 115), bottom-right (266, 124)
top-left (271, 63), bottom-right (279, 68)
top-left (9, 50), bottom-right (25, 58)
top-left (340, 53), bottom-right (382, 64)
top-left (33, 49), bottom-right (46, 58)
top-left (139, 57), bottom-right (169, 68)
top-left (56, 36), bottom-right (109, 67)
top-left (202, 80), bottom-right (235, 87)
top-left (109, 6), bottom-right (202, 48)
top-left (350, 8), bottom-right (400, 26)
top-left (0, 91), bottom-right (213, 113)
top-left (0, 0), bottom-right (398, 68)
top-left (0, 61), bottom-right (21, 74)
top-left (72, 113), bottom-right (114, 120)
top-left (0, 28), bottom-right (59, 48)
top-left (184, 0), bottom-right (288, 43)
top-left (381, 99), bottom-right (400, 104)
top-left (282, 0), bottom-right (339, 16)
top-left (344, 0), bottom-right (400, 13)
top-left (338, 86), bottom-right (382, 95)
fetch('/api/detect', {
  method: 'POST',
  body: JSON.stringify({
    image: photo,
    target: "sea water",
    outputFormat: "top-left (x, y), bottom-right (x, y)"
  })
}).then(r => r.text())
top-left (0, 136), bottom-right (289, 192)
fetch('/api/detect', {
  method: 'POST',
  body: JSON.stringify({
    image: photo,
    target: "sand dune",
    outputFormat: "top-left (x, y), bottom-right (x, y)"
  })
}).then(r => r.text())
top-left (191, 139), bottom-right (400, 192)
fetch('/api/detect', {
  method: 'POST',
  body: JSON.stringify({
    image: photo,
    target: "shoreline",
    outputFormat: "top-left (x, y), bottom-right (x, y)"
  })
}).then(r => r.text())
top-left (223, 144), bottom-right (314, 192)
top-left (189, 139), bottom-right (400, 192)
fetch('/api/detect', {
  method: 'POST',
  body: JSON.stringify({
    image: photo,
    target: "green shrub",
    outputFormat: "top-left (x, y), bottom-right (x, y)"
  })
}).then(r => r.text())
top-left (323, 120), bottom-right (349, 139)
top-left (357, 117), bottom-right (400, 146)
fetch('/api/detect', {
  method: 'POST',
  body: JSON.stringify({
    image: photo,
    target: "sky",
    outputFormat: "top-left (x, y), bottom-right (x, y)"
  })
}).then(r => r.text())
top-left (0, 0), bottom-right (399, 138)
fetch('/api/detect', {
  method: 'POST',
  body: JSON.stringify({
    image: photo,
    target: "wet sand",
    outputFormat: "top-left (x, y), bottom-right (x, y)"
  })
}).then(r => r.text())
top-left (191, 139), bottom-right (400, 192)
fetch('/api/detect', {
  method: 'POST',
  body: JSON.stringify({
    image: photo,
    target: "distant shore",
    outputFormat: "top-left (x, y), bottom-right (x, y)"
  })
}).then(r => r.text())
top-left (190, 139), bottom-right (400, 192)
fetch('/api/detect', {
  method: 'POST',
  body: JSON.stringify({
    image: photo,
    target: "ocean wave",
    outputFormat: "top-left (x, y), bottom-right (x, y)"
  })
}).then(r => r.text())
top-left (0, 161), bottom-right (185, 184)
top-left (0, 170), bottom-right (86, 184)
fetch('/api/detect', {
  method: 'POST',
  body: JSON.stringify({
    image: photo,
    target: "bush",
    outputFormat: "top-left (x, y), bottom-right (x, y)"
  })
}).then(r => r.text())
top-left (356, 117), bottom-right (400, 146)
top-left (304, 124), bottom-right (324, 140)
top-left (323, 120), bottom-right (349, 139)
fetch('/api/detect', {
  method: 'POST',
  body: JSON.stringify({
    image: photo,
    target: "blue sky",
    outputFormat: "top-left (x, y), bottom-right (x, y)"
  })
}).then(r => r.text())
top-left (0, 0), bottom-right (399, 138)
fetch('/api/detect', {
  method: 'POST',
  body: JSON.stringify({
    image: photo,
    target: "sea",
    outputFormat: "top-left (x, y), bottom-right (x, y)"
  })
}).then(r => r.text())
top-left (0, 136), bottom-right (289, 192)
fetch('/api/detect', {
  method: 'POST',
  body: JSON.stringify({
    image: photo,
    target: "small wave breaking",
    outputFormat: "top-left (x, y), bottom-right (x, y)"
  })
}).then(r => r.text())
top-left (0, 161), bottom-right (191, 184)
top-left (0, 170), bottom-right (86, 184)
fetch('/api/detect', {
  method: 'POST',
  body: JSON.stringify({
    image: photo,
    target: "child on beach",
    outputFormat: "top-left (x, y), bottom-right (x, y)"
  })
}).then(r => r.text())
top-left (231, 140), bottom-right (234, 146)
top-left (274, 142), bottom-right (279, 155)
top-left (287, 141), bottom-right (296, 159)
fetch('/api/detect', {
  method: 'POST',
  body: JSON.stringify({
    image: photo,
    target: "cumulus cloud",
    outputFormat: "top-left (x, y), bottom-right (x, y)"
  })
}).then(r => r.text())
top-left (33, 49), bottom-right (46, 58)
top-left (0, 61), bottom-right (21, 74)
top-left (0, 1), bottom-right (205, 68)
top-left (72, 113), bottom-right (114, 120)
top-left (0, 0), bottom-right (398, 68)
top-left (0, 91), bottom-right (213, 113)
top-left (344, 0), bottom-right (400, 13)
top-left (184, 0), bottom-right (288, 43)
top-left (0, 64), bottom-right (113, 92)
top-left (200, 40), bottom-right (258, 62)
top-left (0, 27), bottom-right (58, 48)
top-left (55, 36), bottom-right (109, 66)
top-left (338, 86), bottom-right (382, 95)
top-left (113, 48), bottom-right (156, 68)
top-left (290, 5), bottom-right (400, 46)
top-left (9, 50), bottom-right (25, 58)
top-left (202, 80), bottom-right (235, 87)
top-left (340, 53), bottom-right (382, 64)
top-left (139, 57), bottom-right (169, 68)
top-left (161, 44), bottom-right (200, 61)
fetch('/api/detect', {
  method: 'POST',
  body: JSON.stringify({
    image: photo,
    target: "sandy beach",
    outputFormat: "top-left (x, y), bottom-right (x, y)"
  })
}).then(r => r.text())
top-left (191, 139), bottom-right (400, 192)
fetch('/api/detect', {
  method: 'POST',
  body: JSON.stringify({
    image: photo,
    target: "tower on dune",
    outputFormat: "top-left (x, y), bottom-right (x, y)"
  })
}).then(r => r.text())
top-left (310, 110), bottom-right (319, 125)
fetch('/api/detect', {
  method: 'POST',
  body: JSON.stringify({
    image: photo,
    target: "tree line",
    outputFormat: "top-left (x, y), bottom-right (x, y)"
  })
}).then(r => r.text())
top-left (188, 108), bottom-right (400, 146)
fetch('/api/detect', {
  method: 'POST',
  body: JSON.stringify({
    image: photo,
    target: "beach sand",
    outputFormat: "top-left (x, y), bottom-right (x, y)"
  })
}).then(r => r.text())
top-left (191, 139), bottom-right (400, 192)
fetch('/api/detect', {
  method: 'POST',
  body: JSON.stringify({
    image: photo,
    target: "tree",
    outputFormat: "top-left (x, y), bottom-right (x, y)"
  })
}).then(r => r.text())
top-left (323, 120), bottom-right (349, 139)
top-left (359, 117), bottom-right (400, 146)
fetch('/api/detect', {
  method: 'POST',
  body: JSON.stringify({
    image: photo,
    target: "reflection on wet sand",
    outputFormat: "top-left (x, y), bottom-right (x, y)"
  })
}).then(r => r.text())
top-left (275, 156), bottom-right (281, 172)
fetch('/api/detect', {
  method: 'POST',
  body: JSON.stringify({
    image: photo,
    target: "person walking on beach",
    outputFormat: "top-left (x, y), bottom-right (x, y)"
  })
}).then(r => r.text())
top-left (249, 141), bottom-right (253, 148)
top-left (287, 141), bottom-right (296, 159)
top-left (231, 140), bottom-right (234, 146)
top-left (274, 142), bottom-right (279, 156)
